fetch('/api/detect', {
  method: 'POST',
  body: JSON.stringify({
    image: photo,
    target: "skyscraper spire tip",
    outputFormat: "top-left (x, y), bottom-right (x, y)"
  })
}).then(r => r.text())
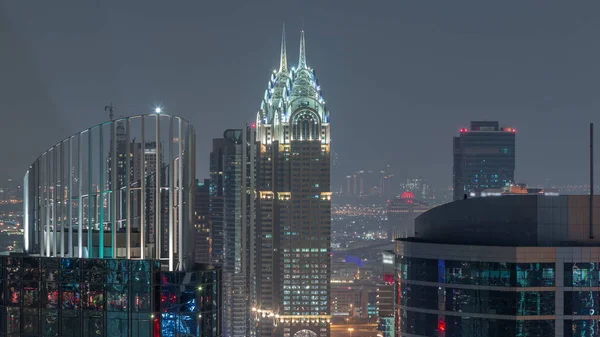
top-left (298, 30), bottom-right (307, 69)
top-left (279, 23), bottom-right (288, 73)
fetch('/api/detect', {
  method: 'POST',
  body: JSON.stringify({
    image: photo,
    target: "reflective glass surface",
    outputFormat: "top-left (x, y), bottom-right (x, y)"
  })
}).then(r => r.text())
top-left (445, 288), bottom-right (554, 316)
top-left (0, 256), bottom-right (222, 337)
top-left (399, 284), bottom-right (438, 310)
top-left (398, 309), bottom-right (437, 337)
top-left (564, 291), bottom-right (600, 315)
top-left (397, 257), bottom-right (555, 287)
top-left (565, 263), bottom-right (600, 287)
top-left (444, 316), bottom-right (553, 337)
top-left (565, 320), bottom-right (600, 337)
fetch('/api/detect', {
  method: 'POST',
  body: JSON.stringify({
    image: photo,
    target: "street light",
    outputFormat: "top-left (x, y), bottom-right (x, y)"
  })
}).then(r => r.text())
top-left (348, 327), bottom-right (354, 337)
top-left (155, 107), bottom-right (162, 113)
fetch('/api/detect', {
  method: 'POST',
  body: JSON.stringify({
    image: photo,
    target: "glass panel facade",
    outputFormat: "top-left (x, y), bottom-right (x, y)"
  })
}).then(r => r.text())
top-left (516, 263), bottom-right (555, 287)
top-left (23, 114), bottom-right (196, 273)
top-left (396, 257), bottom-right (559, 336)
top-left (398, 309), bottom-right (438, 337)
top-left (399, 284), bottom-right (438, 310)
top-left (565, 263), bottom-right (600, 287)
top-left (445, 288), bottom-right (554, 315)
top-left (397, 257), bottom-right (438, 283)
top-left (397, 257), bottom-right (555, 287)
top-left (0, 256), bottom-right (222, 337)
top-left (564, 320), bottom-right (600, 337)
top-left (444, 317), bottom-right (553, 337)
top-left (564, 291), bottom-right (600, 315)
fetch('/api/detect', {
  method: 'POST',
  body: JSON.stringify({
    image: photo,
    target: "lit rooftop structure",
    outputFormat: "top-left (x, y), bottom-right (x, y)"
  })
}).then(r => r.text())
top-left (19, 113), bottom-right (222, 337)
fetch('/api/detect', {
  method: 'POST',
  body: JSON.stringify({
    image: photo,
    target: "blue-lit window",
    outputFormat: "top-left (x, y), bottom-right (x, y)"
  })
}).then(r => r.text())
top-left (565, 263), bottom-right (600, 287)
top-left (516, 263), bottom-right (555, 287)
top-left (565, 320), bottom-right (600, 337)
top-left (396, 257), bottom-right (438, 283)
top-left (564, 291), bottom-right (600, 315)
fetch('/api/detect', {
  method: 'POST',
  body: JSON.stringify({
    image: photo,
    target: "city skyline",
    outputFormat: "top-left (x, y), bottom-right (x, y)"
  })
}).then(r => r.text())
top-left (2, 1), bottom-right (600, 190)
top-left (5, 3), bottom-right (600, 337)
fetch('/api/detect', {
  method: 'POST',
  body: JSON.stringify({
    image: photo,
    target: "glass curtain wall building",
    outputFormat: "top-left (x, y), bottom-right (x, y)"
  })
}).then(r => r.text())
top-left (452, 121), bottom-right (516, 201)
top-left (23, 113), bottom-right (195, 270)
top-left (396, 195), bottom-right (600, 337)
top-left (17, 113), bottom-right (222, 337)
top-left (210, 127), bottom-right (255, 337)
top-left (0, 255), bottom-right (221, 337)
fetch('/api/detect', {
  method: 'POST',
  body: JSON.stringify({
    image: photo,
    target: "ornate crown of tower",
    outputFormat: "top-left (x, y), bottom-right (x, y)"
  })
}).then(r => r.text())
top-left (256, 26), bottom-right (330, 145)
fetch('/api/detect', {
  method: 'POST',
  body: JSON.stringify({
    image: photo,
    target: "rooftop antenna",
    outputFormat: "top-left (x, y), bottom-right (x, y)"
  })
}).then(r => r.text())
top-left (104, 102), bottom-right (115, 121)
top-left (590, 122), bottom-right (595, 239)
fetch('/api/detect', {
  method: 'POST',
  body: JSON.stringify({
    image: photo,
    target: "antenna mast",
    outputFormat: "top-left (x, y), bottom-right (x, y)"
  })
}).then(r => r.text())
top-left (590, 122), bottom-right (594, 239)
top-left (104, 102), bottom-right (115, 121)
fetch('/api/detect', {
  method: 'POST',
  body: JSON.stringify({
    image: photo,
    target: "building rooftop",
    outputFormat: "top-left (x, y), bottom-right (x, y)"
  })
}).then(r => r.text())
top-left (404, 195), bottom-right (600, 247)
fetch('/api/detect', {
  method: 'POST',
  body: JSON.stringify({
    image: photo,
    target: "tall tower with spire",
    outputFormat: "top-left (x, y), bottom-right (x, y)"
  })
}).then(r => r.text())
top-left (254, 28), bottom-right (331, 337)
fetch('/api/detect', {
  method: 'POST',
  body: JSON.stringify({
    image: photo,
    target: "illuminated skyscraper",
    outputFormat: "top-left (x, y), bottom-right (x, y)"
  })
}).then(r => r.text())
top-left (254, 28), bottom-right (331, 337)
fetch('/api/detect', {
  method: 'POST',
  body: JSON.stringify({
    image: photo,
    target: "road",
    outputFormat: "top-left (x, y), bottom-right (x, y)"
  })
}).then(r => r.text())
top-left (330, 324), bottom-right (379, 337)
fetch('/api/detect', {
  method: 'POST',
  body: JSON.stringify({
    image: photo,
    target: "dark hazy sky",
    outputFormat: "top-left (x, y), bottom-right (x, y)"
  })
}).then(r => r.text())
top-left (1, 1), bottom-right (599, 189)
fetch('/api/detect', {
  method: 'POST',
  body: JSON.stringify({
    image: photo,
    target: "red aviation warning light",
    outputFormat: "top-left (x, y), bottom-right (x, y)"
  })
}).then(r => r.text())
top-left (438, 320), bottom-right (446, 332)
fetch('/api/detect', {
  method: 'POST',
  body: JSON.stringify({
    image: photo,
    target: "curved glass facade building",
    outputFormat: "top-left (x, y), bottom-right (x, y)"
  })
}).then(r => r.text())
top-left (23, 113), bottom-right (195, 271)
top-left (396, 195), bottom-right (600, 337)
top-left (13, 113), bottom-right (223, 337)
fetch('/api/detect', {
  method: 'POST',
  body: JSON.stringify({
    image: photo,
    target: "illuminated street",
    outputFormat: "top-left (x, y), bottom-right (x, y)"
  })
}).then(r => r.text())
top-left (330, 324), bottom-right (379, 337)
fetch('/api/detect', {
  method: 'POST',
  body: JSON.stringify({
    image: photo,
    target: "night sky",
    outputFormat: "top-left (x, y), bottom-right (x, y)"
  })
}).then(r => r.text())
top-left (1, 1), bottom-right (599, 190)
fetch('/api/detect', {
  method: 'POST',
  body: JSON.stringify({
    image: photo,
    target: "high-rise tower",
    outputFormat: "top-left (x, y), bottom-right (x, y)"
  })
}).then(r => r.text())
top-left (453, 121), bottom-right (516, 200)
top-left (210, 127), bottom-right (255, 337)
top-left (254, 28), bottom-right (332, 337)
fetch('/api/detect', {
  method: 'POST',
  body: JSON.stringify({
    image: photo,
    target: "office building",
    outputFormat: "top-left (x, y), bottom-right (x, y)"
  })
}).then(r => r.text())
top-left (386, 192), bottom-right (429, 239)
top-left (210, 127), bottom-right (254, 337)
top-left (453, 121), bottom-right (516, 200)
top-left (194, 179), bottom-right (211, 264)
top-left (21, 113), bottom-right (222, 337)
top-left (377, 251), bottom-right (395, 337)
top-left (253, 29), bottom-right (331, 337)
top-left (396, 195), bottom-right (600, 337)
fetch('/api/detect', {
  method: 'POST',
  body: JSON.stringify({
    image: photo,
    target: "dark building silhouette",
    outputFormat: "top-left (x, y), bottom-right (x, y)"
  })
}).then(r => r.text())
top-left (453, 121), bottom-right (516, 201)
top-left (396, 195), bottom-right (600, 337)
top-left (194, 179), bottom-right (211, 264)
top-left (209, 127), bottom-right (254, 337)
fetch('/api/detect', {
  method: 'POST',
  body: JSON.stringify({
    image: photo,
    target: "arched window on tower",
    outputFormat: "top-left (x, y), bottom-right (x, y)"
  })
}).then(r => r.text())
top-left (291, 111), bottom-right (320, 141)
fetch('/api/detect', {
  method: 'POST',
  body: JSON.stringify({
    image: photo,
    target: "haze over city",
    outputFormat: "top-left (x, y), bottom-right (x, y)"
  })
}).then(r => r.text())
top-left (1, 1), bottom-right (600, 190)
top-left (4, 2), bottom-right (600, 337)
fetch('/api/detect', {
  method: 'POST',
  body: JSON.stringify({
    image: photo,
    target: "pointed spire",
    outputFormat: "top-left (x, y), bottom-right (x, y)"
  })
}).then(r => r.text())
top-left (298, 30), bottom-right (307, 69)
top-left (279, 23), bottom-right (288, 73)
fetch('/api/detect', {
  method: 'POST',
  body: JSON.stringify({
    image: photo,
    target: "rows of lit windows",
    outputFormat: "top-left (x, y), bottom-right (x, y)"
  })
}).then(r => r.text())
top-left (397, 257), bottom-right (555, 287)
top-left (282, 287), bottom-right (327, 293)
